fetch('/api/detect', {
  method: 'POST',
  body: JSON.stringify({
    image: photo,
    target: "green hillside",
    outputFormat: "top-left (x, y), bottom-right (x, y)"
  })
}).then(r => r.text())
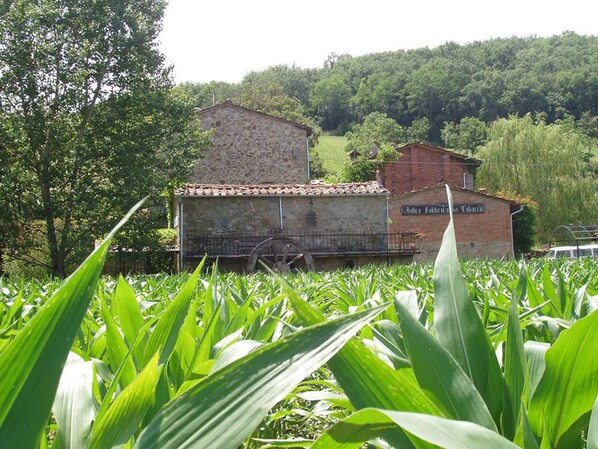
top-left (314, 135), bottom-right (348, 176)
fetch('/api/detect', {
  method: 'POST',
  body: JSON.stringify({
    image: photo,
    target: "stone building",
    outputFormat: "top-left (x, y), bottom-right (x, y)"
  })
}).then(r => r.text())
top-left (174, 102), bottom-right (417, 272)
top-left (174, 182), bottom-right (416, 271)
top-left (192, 101), bottom-right (312, 184)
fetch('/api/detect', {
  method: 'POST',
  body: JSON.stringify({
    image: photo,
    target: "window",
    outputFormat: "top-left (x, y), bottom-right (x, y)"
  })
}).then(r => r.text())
top-left (305, 211), bottom-right (317, 226)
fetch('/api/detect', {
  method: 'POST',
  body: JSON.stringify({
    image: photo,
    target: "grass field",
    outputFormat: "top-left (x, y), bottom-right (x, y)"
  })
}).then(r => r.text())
top-left (313, 135), bottom-right (348, 177)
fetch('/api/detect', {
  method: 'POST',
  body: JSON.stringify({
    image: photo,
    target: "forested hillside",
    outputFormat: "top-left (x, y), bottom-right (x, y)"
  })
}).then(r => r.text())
top-left (178, 32), bottom-right (597, 141)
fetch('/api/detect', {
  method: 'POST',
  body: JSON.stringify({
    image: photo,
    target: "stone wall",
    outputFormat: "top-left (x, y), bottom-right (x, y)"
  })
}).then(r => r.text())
top-left (178, 194), bottom-right (388, 255)
top-left (383, 143), bottom-right (474, 196)
top-left (389, 187), bottom-right (513, 261)
top-left (191, 103), bottom-right (310, 184)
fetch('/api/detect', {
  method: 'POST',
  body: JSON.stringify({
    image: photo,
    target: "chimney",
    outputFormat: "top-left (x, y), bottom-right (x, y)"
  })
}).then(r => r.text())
top-left (375, 169), bottom-right (383, 187)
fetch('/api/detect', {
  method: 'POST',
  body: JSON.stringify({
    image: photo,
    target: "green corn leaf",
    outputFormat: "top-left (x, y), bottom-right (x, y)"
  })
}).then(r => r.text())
top-left (520, 408), bottom-right (541, 449)
top-left (541, 263), bottom-right (561, 316)
top-left (252, 437), bottom-right (313, 448)
top-left (433, 185), bottom-right (503, 422)
top-left (0, 200), bottom-right (143, 449)
top-left (114, 276), bottom-right (145, 362)
top-left (528, 309), bottom-right (598, 448)
top-left (88, 353), bottom-right (161, 449)
top-left (311, 408), bottom-right (519, 449)
top-left (102, 295), bottom-right (137, 388)
top-left (586, 396), bottom-right (598, 449)
top-left (133, 305), bottom-right (386, 449)
top-left (143, 260), bottom-right (203, 365)
top-left (395, 298), bottom-right (496, 431)
top-left (572, 283), bottom-right (589, 319)
top-left (211, 339), bottom-right (264, 373)
top-left (502, 273), bottom-right (527, 439)
top-left (287, 286), bottom-right (442, 414)
top-left (52, 353), bottom-right (96, 449)
top-left (286, 287), bottom-right (441, 449)
top-left (524, 341), bottom-right (549, 400)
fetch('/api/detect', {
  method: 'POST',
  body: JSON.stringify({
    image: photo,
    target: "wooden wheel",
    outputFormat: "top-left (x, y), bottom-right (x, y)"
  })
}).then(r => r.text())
top-left (247, 237), bottom-right (315, 273)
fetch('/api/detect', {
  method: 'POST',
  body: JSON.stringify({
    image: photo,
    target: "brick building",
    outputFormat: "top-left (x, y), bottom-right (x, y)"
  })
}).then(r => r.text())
top-left (383, 143), bottom-right (521, 261)
top-left (382, 142), bottom-right (480, 196)
top-left (389, 185), bottom-right (519, 261)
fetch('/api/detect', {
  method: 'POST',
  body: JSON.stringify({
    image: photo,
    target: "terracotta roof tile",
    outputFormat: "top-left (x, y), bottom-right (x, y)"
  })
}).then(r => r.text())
top-left (396, 141), bottom-right (482, 165)
top-left (394, 183), bottom-right (520, 204)
top-left (174, 181), bottom-right (388, 197)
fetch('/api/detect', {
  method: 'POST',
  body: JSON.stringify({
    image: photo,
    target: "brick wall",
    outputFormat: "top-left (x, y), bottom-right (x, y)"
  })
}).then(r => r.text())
top-left (383, 143), bottom-right (475, 196)
top-left (389, 186), bottom-right (513, 261)
top-left (191, 103), bottom-right (310, 184)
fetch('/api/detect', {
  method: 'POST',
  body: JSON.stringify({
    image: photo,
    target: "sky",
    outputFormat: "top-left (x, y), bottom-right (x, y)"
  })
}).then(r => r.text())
top-left (159, 0), bottom-right (597, 84)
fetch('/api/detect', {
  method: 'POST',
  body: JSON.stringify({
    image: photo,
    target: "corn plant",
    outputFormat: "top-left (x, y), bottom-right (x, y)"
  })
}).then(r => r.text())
top-left (0, 203), bottom-right (385, 449)
top-left (1, 188), bottom-right (598, 448)
top-left (296, 186), bottom-right (598, 448)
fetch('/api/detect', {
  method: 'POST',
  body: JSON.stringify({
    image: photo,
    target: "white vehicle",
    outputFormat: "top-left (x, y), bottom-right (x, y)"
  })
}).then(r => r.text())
top-left (546, 244), bottom-right (598, 259)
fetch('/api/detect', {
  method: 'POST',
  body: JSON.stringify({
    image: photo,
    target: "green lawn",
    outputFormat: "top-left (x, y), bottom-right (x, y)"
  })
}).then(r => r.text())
top-left (313, 135), bottom-right (348, 177)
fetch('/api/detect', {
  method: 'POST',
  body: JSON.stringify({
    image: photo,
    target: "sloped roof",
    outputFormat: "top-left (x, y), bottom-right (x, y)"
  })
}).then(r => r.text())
top-left (393, 184), bottom-right (520, 205)
top-left (396, 141), bottom-right (482, 166)
top-left (175, 181), bottom-right (388, 197)
top-left (199, 100), bottom-right (313, 136)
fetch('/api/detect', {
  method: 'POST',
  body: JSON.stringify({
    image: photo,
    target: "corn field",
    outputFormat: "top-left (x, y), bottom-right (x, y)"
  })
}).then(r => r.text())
top-left (1, 190), bottom-right (598, 449)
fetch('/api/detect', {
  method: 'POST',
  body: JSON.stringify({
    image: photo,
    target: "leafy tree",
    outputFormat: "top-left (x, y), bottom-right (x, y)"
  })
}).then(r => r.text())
top-left (0, 0), bottom-right (208, 276)
top-left (441, 117), bottom-right (489, 154)
top-left (493, 192), bottom-right (538, 255)
top-left (175, 81), bottom-right (240, 109)
top-left (476, 115), bottom-right (598, 241)
top-left (236, 83), bottom-right (311, 127)
top-left (345, 112), bottom-right (405, 156)
top-left (310, 74), bottom-right (354, 131)
top-left (406, 117), bottom-right (431, 143)
top-left (242, 64), bottom-right (322, 107)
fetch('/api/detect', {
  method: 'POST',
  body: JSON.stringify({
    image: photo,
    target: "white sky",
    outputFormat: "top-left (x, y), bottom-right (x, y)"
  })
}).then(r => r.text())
top-left (160, 0), bottom-right (597, 84)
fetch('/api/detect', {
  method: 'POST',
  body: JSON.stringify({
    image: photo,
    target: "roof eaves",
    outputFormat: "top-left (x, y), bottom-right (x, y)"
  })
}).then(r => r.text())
top-left (393, 184), bottom-right (520, 204)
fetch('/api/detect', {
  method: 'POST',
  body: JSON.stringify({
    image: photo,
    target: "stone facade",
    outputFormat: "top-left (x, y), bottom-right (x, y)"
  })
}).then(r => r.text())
top-left (177, 193), bottom-right (388, 253)
top-left (382, 142), bottom-right (479, 196)
top-left (389, 185), bottom-right (515, 261)
top-left (192, 101), bottom-right (311, 184)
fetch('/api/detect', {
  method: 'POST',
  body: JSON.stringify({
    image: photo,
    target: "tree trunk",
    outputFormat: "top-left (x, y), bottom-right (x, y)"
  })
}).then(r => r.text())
top-left (40, 181), bottom-right (67, 278)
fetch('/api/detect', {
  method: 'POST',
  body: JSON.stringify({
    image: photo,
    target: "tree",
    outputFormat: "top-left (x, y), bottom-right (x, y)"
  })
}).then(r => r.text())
top-left (0, 0), bottom-right (209, 276)
top-left (441, 117), bottom-right (488, 154)
top-left (310, 74), bottom-right (354, 131)
top-left (344, 112), bottom-right (405, 156)
top-left (476, 115), bottom-right (598, 241)
top-left (175, 81), bottom-right (241, 109)
top-left (406, 117), bottom-right (431, 143)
